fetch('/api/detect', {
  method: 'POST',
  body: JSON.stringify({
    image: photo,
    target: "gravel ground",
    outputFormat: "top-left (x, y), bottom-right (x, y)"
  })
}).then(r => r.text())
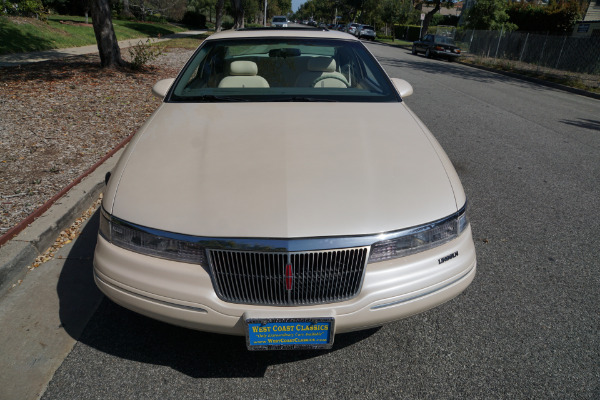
top-left (0, 48), bottom-right (194, 235)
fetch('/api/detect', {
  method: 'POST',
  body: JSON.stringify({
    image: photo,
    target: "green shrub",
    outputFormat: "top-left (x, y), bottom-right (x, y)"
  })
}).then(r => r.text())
top-left (128, 38), bottom-right (164, 70)
top-left (507, 1), bottom-right (581, 33)
top-left (3, 0), bottom-right (46, 18)
top-left (431, 14), bottom-right (459, 27)
top-left (146, 14), bottom-right (167, 23)
top-left (182, 11), bottom-right (206, 28)
top-left (394, 25), bottom-right (422, 41)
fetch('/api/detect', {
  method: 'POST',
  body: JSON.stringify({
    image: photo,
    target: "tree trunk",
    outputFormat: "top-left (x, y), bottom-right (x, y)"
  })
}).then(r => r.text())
top-left (91, 0), bottom-right (126, 68)
top-left (421, 0), bottom-right (441, 36)
top-left (231, 0), bottom-right (244, 29)
top-left (121, 0), bottom-right (133, 18)
top-left (215, 0), bottom-right (224, 32)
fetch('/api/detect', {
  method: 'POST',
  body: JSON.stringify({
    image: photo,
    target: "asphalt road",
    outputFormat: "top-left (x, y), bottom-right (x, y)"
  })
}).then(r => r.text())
top-left (41, 42), bottom-right (600, 399)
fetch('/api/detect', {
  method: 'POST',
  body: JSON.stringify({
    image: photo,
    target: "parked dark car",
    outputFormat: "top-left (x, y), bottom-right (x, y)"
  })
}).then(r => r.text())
top-left (412, 34), bottom-right (461, 61)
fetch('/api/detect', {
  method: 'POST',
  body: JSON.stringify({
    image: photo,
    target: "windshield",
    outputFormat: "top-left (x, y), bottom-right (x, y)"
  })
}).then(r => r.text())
top-left (435, 37), bottom-right (456, 45)
top-left (272, 17), bottom-right (287, 22)
top-left (169, 38), bottom-right (399, 103)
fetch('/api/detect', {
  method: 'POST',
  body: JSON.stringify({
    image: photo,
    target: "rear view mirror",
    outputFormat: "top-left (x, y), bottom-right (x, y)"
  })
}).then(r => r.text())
top-left (152, 78), bottom-right (175, 99)
top-left (390, 78), bottom-right (413, 98)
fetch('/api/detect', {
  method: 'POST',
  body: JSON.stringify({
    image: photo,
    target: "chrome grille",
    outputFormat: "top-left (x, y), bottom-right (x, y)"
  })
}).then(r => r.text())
top-left (208, 247), bottom-right (368, 305)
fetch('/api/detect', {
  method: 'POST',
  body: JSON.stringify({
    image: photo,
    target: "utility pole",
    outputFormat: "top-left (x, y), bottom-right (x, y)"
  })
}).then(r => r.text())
top-left (264, 0), bottom-right (268, 26)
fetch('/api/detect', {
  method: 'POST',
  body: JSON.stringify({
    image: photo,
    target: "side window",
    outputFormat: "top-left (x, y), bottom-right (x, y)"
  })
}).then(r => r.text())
top-left (177, 46), bottom-right (226, 92)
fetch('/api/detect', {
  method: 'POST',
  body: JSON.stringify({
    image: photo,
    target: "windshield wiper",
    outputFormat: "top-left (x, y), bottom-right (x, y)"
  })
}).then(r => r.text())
top-left (180, 95), bottom-right (251, 102)
top-left (173, 95), bottom-right (339, 103)
top-left (279, 97), bottom-right (339, 102)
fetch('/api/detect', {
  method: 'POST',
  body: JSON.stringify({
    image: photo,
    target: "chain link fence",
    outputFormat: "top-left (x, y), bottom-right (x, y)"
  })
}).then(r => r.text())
top-left (454, 29), bottom-right (600, 90)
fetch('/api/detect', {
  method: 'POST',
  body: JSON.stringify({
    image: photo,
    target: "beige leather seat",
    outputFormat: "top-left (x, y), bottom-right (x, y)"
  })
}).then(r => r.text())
top-left (295, 57), bottom-right (349, 88)
top-left (218, 61), bottom-right (270, 88)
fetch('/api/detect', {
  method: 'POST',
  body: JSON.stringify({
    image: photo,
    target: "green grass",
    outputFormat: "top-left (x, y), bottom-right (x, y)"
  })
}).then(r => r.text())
top-left (0, 15), bottom-right (188, 55)
top-left (160, 34), bottom-right (210, 50)
top-left (376, 38), bottom-right (412, 47)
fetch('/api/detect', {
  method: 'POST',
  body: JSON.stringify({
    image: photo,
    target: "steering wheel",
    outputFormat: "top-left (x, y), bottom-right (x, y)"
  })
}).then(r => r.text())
top-left (312, 74), bottom-right (350, 88)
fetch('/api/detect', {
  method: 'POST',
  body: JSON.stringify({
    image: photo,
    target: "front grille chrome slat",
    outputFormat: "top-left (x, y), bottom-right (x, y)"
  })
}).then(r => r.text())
top-left (209, 247), bottom-right (368, 306)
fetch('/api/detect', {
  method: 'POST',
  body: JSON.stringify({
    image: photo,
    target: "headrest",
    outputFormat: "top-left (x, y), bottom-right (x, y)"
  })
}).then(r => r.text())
top-left (229, 61), bottom-right (258, 76)
top-left (307, 57), bottom-right (336, 72)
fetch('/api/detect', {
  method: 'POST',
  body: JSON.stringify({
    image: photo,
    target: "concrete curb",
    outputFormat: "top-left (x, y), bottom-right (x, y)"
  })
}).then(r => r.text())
top-left (0, 149), bottom-right (123, 299)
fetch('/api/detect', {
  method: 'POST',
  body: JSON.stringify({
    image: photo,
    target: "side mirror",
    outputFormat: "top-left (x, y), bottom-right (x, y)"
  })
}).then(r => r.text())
top-left (151, 78), bottom-right (175, 99)
top-left (390, 78), bottom-right (413, 98)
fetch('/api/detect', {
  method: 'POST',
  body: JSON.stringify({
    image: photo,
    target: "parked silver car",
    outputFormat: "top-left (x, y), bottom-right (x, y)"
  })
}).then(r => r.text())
top-left (94, 29), bottom-right (476, 351)
top-left (346, 23), bottom-right (359, 35)
top-left (271, 16), bottom-right (288, 28)
top-left (356, 24), bottom-right (376, 40)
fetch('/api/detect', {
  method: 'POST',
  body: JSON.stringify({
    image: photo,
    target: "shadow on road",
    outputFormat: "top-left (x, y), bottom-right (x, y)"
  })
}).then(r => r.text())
top-left (56, 209), bottom-right (379, 378)
top-left (559, 118), bottom-right (600, 132)
top-left (372, 44), bottom-right (552, 93)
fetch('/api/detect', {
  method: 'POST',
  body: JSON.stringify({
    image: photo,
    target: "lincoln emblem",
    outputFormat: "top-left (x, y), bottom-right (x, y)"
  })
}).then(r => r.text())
top-left (285, 264), bottom-right (293, 291)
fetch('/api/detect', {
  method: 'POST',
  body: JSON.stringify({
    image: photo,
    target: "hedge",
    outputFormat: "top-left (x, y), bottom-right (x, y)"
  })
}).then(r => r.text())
top-left (394, 25), bottom-right (423, 42)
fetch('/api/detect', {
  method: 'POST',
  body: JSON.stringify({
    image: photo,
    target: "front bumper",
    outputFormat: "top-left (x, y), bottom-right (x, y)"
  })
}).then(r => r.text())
top-left (93, 226), bottom-right (476, 336)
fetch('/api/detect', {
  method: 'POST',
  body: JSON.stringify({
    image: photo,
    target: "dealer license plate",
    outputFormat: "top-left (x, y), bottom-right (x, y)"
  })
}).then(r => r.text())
top-left (245, 318), bottom-right (334, 350)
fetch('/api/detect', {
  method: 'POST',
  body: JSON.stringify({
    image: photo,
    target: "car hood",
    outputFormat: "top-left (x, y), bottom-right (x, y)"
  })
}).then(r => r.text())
top-left (107, 102), bottom-right (461, 238)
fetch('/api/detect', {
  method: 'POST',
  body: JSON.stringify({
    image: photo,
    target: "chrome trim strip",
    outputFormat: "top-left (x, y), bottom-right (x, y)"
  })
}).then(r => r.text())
top-left (103, 203), bottom-right (467, 253)
top-left (95, 272), bottom-right (208, 314)
top-left (370, 265), bottom-right (475, 310)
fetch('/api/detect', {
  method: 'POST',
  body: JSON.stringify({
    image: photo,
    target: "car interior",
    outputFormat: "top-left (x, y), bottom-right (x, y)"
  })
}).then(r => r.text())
top-left (171, 38), bottom-right (396, 101)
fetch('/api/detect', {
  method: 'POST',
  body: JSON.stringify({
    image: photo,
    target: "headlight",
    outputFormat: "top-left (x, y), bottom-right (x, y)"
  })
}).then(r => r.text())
top-left (368, 206), bottom-right (469, 263)
top-left (99, 208), bottom-right (208, 265)
top-left (99, 204), bottom-right (469, 266)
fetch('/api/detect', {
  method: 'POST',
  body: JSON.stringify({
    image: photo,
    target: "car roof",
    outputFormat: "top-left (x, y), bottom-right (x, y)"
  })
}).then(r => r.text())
top-left (206, 28), bottom-right (359, 41)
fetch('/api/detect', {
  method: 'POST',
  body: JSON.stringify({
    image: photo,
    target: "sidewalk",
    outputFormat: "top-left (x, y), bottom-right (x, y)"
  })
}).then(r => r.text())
top-left (0, 30), bottom-right (206, 66)
top-left (0, 147), bottom-right (123, 399)
top-left (0, 198), bottom-right (105, 400)
top-left (0, 30), bottom-right (211, 399)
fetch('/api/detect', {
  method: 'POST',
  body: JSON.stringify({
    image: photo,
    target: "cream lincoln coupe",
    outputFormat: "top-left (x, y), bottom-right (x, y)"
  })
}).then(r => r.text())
top-left (94, 28), bottom-right (476, 350)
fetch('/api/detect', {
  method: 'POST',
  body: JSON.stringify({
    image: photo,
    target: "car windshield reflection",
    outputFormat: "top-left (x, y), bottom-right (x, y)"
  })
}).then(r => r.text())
top-left (169, 38), bottom-right (398, 103)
